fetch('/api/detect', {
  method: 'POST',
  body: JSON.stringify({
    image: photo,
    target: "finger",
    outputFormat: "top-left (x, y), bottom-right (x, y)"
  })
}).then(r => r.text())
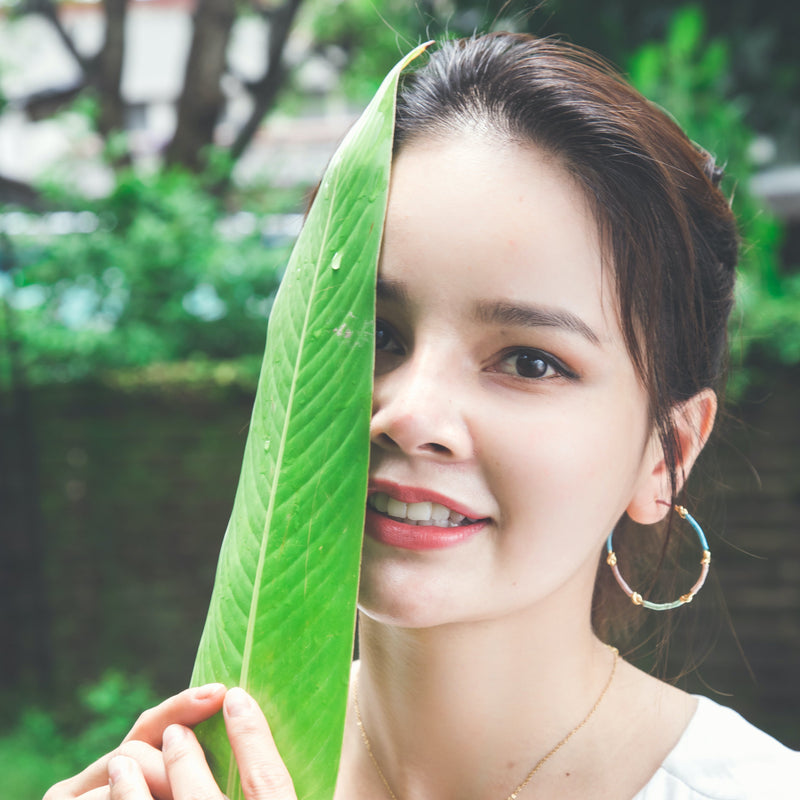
top-left (161, 724), bottom-right (223, 800)
top-left (223, 688), bottom-right (297, 800)
top-left (43, 685), bottom-right (226, 800)
top-left (108, 756), bottom-right (152, 800)
top-left (67, 786), bottom-right (111, 800)
top-left (44, 750), bottom-right (115, 800)
top-left (117, 740), bottom-right (170, 800)
top-left (125, 684), bottom-right (227, 746)
top-left (57, 742), bottom-right (167, 800)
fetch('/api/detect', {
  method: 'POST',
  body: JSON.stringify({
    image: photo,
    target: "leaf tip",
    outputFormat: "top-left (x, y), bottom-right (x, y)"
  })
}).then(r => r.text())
top-left (401, 40), bottom-right (434, 70)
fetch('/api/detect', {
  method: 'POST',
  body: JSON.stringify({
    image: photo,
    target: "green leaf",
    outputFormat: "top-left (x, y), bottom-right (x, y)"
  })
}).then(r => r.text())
top-left (190, 43), bottom-right (429, 800)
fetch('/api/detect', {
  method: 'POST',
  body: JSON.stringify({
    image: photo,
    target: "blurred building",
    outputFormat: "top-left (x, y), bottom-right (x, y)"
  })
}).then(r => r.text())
top-left (0, 0), bottom-right (357, 194)
top-left (0, 0), bottom-right (798, 223)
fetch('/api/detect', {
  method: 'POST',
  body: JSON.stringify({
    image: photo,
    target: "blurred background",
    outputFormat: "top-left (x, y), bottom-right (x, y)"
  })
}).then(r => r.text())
top-left (0, 1), bottom-right (798, 796)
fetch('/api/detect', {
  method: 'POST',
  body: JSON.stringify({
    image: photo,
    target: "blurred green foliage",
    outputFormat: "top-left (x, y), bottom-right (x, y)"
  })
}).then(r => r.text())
top-left (0, 5), bottom-right (793, 394)
top-left (2, 169), bottom-right (292, 385)
top-left (627, 5), bottom-right (800, 394)
top-left (0, 671), bottom-right (157, 800)
top-left (302, 0), bottom-right (526, 102)
top-left (302, 1), bottom-right (799, 161)
top-left (0, 4), bottom-right (797, 789)
top-left (302, 0), bottom-right (424, 99)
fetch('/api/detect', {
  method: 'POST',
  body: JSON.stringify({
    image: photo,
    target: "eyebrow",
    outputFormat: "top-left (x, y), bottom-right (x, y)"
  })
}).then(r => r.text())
top-left (475, 300), bottom-right (601, 345)
top-left (377, 277), bottom-right (601, 346)
top-left (376, 277), bottom-right (411, 305)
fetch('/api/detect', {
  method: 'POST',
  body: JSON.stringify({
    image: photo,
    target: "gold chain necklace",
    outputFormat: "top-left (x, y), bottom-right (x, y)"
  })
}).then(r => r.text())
top-left (353, 645), bottom-right (619, 800)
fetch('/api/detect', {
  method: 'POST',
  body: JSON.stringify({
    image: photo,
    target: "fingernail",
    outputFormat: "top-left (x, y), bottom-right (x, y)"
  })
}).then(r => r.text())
top-left (108, 755), bottom-right (130, 785)
top-left (163, 724), bottom-right (186, 749)
top-left (225, 687), bottom-right (253, 717)
top-left (194, 682), bottom-right (226, 700)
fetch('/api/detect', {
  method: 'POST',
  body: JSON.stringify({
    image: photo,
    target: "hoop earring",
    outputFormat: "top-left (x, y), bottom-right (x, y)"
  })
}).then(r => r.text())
top-left (605, 505), bottom-right (711, 611)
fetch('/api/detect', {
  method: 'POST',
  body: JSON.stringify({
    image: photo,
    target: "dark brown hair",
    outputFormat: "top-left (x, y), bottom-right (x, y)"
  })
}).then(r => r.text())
top-left (393, 33), bottom-right (739, 645)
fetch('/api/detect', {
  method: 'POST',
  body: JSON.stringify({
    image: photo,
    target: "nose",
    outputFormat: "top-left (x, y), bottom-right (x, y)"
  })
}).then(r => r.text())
top-left (370, 347), bottom-right (473, 461)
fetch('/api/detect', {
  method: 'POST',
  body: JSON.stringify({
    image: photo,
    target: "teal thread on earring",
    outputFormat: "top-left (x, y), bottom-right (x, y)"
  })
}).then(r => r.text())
top-left (605, 505), bottom-right (711, 612)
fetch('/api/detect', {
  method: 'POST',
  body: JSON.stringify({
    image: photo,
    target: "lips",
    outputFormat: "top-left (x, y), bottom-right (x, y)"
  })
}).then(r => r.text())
top-left (365, 481), bottom-right (489, 550)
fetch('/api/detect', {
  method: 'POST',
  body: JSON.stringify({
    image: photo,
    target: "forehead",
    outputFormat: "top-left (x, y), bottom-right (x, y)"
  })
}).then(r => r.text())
top-left (381, 133), bottom-right (622, 343)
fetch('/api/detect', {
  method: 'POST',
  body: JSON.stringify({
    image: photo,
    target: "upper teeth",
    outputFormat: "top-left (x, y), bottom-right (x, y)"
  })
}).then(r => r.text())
top-left (368, 493), bottom-right (477, 527)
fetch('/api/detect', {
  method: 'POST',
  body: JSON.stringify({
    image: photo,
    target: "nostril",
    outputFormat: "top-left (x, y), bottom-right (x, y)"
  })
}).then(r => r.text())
top-left (373, 433), bottom-right (451, 456)
top-left (370, 408), bottom-right (470, 459)
top-left (376, 432), bottom-right (397, 449)
top-left (425, 442), bottom-right (450, 454)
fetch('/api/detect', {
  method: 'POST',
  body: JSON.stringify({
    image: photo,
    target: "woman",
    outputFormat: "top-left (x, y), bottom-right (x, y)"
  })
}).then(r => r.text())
top-left (47, 34), bottom-right (798, 800)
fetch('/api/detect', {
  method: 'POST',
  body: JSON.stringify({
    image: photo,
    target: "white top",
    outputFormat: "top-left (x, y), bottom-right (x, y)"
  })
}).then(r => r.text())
top-left (634, 696), bottom-right (800, 799)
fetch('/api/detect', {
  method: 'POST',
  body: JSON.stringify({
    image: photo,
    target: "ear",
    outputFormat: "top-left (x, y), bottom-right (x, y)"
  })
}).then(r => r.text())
top-left (627, 388), bottom-right (717, 525)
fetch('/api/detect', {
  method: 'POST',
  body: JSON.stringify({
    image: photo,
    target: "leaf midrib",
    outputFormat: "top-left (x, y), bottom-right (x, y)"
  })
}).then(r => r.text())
top-left (224, 179), bottom-right (340, 800)
top-left (239, 177), bottom-right (340, 689)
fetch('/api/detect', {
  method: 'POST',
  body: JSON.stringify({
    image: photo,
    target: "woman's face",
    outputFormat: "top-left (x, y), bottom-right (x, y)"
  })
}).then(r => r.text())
top-left (359, 133), bottom-right (659, 629)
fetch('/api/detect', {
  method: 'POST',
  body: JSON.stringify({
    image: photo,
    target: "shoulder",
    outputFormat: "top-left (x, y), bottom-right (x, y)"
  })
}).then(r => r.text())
top-left (634, 696), bottom-right (800, 800)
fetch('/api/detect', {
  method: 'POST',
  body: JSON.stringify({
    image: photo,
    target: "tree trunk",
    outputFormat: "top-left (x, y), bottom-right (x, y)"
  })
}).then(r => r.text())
top-left (165, 0), bottom-right (236, 171)
top-left (94, 0), bottom-right (128, 137)
top-left (25, 0), bottom-right (128, 157)
top-left (28, 0), bottom-right (91, 72)
top-left (0, 175), bottom-right (44, 210)
top-left (228, 0), bottom-right (304, 164)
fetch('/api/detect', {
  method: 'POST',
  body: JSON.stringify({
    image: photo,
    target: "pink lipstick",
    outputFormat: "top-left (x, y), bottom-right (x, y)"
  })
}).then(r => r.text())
top-left (365, 480), bottom-right (488, 551)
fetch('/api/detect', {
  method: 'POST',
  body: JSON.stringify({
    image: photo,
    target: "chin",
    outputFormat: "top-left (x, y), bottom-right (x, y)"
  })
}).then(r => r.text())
top-left (357, 578), bottom-right (436, 629)
top-left (356, 557), bottom-right (461, 629)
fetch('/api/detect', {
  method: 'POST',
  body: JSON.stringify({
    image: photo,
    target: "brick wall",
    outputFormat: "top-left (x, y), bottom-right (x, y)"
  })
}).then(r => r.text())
top-left (2, 372), bottom-right (798, 745)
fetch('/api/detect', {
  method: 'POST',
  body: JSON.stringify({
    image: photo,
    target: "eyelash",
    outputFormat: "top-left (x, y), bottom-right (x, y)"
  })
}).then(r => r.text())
top-left (375, 319), bottom-right (578, 382)
top-left (494, 348), bottom-right (578, 381)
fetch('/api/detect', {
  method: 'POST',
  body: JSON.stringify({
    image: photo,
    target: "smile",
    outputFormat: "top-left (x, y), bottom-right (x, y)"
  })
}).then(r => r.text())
top-left (364, 485), bottom-right (489, 551)
top-left (367, 493), bottom-right (480, 527)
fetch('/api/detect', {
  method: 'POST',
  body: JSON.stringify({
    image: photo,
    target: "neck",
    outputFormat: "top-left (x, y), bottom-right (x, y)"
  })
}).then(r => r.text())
top-left (353, 601), bottom-right (615, 800)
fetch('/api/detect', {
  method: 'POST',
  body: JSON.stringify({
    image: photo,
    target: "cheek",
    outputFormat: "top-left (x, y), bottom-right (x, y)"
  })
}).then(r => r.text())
top-left (484, 393), bottom-right (649, 519)
top-left (487, 399), bottom-right (604, 473)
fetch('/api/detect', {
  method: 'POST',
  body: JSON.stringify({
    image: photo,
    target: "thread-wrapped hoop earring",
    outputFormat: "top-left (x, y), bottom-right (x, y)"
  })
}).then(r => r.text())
top-left (605, 504), bottom-right (711, 611)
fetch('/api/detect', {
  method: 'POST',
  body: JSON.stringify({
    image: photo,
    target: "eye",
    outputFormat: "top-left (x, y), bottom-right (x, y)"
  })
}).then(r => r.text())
top-left (495, 348), bottom-right (575, 380)
top-left (375, 318), bottom-right (404, 355)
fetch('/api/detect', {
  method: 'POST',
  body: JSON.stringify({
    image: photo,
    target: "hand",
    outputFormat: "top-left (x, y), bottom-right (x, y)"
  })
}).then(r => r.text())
top-left (43, 685), bottom-right (298, 800)
top-left (44, 683), bottom-right (227, 800)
